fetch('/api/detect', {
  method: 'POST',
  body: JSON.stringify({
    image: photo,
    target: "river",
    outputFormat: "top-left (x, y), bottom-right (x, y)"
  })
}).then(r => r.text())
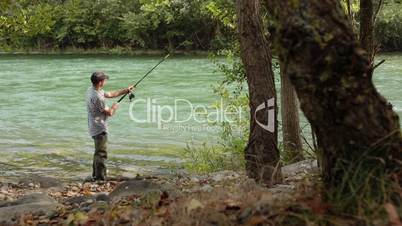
top-left (0, 53), bottom-right (401, 179)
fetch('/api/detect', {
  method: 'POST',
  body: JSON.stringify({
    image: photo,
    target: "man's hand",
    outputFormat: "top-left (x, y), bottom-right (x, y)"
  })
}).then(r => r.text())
top-left (111, 103), bottom-right (119, 110)
top-left (105, 86), bottom-right (135, 98)
top-left (104, 103), bottom-right (119, 116)
top-left (127, 85), bottom-right (135, 94)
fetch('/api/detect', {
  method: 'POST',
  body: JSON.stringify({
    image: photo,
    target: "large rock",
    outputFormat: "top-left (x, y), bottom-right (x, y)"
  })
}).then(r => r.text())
top-left (109, 179), bottom-right (177, 203)
top-left (0, 193), bottom-right (60, 224)
top-left (281, 159), bottom-right (318, 178)
top-left (64, 193), bottom-right (110, 206)
top-left (18, 175), bottom-right (63, 189)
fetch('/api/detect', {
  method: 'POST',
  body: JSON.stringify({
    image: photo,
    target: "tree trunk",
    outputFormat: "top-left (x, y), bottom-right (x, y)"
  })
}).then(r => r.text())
top-left (360, 0), bottom-right (375, 62)
top-left (280, 62), bottom-right (304, 162)
top-left (266, 0), bottom-right (402, 190)
top-left (236, 0), bottom-right (281, 185)
top-left (346, 0), bottom-right (353, 20)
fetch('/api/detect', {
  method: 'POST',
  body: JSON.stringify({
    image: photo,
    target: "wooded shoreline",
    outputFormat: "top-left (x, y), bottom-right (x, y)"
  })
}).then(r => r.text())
top-left (1, 47), bottom-right (401, 56)
top-left (0, 48), bottom-right (211, 56)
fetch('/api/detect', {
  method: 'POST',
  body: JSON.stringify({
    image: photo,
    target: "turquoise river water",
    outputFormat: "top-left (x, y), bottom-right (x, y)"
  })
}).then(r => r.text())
top-left (0, 53), bottom-right (401, 179)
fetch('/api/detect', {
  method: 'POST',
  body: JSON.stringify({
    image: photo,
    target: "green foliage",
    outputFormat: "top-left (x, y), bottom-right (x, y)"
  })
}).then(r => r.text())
top-left (1, 0), bottom-right (402, 51)
top-left (183, 143), bottom-right (245, 173)
top-left (184, 68), bottom-right (248, 173)
top-left (211, 44), bottom-right (248, 150)
top-left (325, 145), bottom-right (402, 224)
top-left (338, 0), bottom-right (402, 51)
top-left (0, 0), bottom-right (223, 51)
top-left (375, 1), bottom-right (402, 51)
top-left (184, 39), bottom-right (250, 173)
top-left (182, 0), bottom-right (247, 173)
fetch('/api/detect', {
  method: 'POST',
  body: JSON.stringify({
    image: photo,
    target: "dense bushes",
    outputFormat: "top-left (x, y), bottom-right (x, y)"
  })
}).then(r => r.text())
top-left (1, 0), bottom-right (401, 51)
top-left (376, 4), bottom-right (402, 51)
top-left (0, 0), bottom-right (227, 51)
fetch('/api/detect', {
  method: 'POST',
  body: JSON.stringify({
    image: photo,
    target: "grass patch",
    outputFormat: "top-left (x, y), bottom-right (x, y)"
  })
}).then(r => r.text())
top-left (183, 143), bottom-right (245, 173)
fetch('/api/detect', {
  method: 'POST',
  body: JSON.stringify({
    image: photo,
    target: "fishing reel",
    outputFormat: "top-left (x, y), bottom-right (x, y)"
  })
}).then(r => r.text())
top-left (128, 92), bottom-right (135, 102)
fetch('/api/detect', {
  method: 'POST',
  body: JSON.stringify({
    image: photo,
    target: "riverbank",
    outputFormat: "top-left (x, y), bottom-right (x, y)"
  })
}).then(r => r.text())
top-left (0, 148), bottom-right (187, 182)
top-left (2, 48), bottom-right (402, 56)
top-left (0, 160), bottom-right (320, 225)
top-left (0, 47), bottom-right (211, 56)
top-left (1, 159), bottom-right (398, 226)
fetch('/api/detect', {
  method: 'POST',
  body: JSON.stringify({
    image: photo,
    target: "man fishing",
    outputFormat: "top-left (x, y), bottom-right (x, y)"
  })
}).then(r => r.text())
top-left (85, 50), bottom-right (172, 181)
top-left (86, 71), bottom-right (134, 181)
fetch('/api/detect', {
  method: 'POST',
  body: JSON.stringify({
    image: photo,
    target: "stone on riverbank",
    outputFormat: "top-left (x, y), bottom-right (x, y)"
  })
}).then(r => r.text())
top-left (0, 193), bottom-right (60, 224)
top-left (281, 159), bottom-right (318, 178)
top-left (19, 175), bottom-right (63, 190)
top-left (109, 179), bottom-right (178, 203)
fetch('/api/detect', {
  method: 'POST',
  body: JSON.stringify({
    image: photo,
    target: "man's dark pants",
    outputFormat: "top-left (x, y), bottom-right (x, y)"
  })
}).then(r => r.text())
top-left (92, 132), bottom-right (107, 180)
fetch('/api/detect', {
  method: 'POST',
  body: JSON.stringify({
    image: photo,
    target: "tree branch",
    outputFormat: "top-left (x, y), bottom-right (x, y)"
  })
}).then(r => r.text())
top-left (374, 0), bottom-right (383, 24)
top-left (373, 59), bottom-right (385, 70)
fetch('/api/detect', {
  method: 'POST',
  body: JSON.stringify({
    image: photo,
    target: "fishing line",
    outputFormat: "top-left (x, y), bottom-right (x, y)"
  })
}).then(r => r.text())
top-left (117, 38), bottom-right (199, 103)
top-left (117, 52), bottom-right (171, 103)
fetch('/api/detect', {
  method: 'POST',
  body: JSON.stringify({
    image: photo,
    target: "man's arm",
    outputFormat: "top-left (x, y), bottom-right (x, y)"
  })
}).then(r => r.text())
top-left (105, 86), bottom-right (134, 98)
top-left (103, 103), bottom-right (119, 116)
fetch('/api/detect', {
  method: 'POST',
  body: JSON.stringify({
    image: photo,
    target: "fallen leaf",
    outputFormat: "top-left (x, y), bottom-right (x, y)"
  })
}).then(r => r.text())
top-left (246, 216), bottom-right (267, 226)
top-left (155, 206), bottom-right (170, 217)
top-left (306, 195), bottom-right (329, 215)
top-left (384, 203), bottom-right (402, 226)
top-left (82, 189), bottom-right (93, 196)
top-left (187, 199), bottom-right (204, 212)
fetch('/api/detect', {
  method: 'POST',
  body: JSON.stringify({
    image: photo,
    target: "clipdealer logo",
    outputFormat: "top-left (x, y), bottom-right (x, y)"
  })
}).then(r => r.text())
top-left (128, 97), bottom-right (275, 133)
top-left (254, 98), bottom-right (275, 133)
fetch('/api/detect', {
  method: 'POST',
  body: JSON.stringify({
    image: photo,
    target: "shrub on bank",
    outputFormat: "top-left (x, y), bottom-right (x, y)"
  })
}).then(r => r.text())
top-left (376, 6), bottom-right (402, 51)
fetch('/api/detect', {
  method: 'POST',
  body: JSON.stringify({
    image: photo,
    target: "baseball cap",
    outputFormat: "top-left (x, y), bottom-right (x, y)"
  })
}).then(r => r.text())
top-left (91, 71), bottom-right (109, 84)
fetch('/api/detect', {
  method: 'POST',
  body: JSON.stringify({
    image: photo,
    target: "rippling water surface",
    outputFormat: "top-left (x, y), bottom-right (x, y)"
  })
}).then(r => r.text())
top-left (0, 53), bottom-right (401, 179)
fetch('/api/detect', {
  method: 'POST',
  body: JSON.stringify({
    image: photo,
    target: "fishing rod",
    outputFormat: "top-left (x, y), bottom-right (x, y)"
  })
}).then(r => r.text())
top-left (117, 53), bottom-right (171, 103)
top-left (117, 41), bottom-right (189, 103)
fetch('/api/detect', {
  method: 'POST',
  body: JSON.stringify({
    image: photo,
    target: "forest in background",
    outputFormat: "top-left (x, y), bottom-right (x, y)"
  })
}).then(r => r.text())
top-left (0, 0), bottom-right (230, 51)
top-left (0, 0), bottom-right (402, 52)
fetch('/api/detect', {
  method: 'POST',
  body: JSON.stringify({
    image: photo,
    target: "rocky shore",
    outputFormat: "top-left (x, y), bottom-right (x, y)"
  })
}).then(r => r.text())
top-left (0, 160), bottom-right (319, 225)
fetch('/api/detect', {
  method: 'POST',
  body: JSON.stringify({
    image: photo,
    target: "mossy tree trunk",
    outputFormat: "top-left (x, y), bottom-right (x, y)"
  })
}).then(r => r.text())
top-left (236, 0), bottom-right (281, 185)
top-left (280, 62), bottom-right (304, 162)
top-left (266, 0), bottom-right (402, 191)
top-left (360, 0), bottom-right (375, 62)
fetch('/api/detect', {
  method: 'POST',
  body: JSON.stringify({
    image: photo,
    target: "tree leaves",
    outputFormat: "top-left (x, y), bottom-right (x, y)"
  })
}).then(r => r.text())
top-left (0, 0), bottom-right (221, 50)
